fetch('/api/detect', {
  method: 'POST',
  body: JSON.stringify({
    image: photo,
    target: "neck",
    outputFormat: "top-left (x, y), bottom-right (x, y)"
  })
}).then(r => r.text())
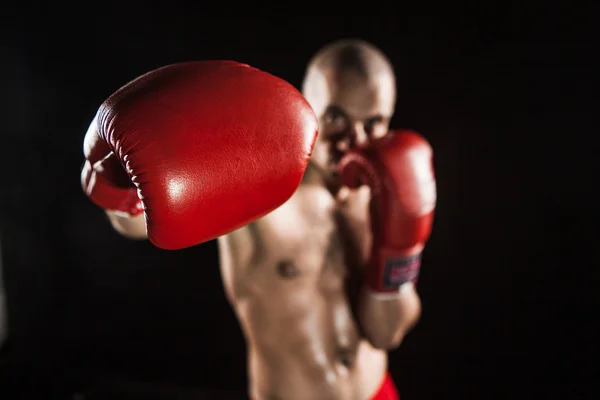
top-left (301, 161), bottom-right (325, 185)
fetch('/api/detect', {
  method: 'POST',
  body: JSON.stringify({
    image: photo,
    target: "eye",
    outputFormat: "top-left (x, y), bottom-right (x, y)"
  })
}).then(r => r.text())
top-left (325, 112), bottom-right (344, 125)
top-left (323, 106), bottom-right (349, 130)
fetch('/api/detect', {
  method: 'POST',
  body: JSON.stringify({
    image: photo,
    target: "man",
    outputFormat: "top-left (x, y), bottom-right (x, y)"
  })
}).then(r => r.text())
top-left (83, 41), bottom-right (436, 400)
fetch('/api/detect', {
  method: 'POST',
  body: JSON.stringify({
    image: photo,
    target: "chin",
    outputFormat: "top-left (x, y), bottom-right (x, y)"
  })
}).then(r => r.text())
top-left (324, 172), bottom-right (342, 195)
top-left (327, 165), bottom-right (340, 179)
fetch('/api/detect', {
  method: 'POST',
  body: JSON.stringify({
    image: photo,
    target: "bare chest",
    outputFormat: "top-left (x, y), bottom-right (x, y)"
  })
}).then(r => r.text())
top-left (247, 186), bottom-right (369, 290)
top-left (218, 185), bottom-right (373, 322)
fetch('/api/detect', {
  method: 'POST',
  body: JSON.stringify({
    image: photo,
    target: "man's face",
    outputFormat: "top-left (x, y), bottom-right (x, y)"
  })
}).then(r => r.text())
top-left (310, 71), bottom-right (396, 174)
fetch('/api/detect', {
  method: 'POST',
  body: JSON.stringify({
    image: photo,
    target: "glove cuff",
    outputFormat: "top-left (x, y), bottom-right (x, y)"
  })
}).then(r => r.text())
top-left (368, 248), bottom-right (422, 293)
top-left (82, 161), bottom-right (143, 216)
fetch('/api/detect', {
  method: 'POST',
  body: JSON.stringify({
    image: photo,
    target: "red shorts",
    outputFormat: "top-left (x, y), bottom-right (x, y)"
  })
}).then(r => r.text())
top-left (371, 372), bottom-right (400, 400)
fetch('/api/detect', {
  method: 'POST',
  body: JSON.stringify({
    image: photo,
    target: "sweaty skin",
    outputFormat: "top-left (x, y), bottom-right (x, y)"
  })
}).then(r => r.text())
top-left (107, 40), bottom-right (421, 400)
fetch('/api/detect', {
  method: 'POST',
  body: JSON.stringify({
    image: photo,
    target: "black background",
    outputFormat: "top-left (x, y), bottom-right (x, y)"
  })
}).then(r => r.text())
top-left (1, 9), bottom-right (596, 400)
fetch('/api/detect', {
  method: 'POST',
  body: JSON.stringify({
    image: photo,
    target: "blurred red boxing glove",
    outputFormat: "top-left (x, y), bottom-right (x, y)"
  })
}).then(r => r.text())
top-left (338, 130), bottom-right (436, 293)
top-left (82, 61), bottom-right (318, 250)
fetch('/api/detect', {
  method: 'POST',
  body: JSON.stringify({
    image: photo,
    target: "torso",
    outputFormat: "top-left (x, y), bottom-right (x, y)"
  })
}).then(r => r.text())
top-left (218, 183), bottom-right (387, 400)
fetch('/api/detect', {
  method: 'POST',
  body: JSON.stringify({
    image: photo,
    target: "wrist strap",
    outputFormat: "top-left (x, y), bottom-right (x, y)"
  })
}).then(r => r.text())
top-left (371, 249), bottom-right (422, 292)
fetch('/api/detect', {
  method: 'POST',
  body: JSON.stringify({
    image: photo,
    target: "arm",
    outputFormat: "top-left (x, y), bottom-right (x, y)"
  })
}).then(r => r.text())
top-left (217, 224), bottom-right (256, 302)
top-left (357, 275), bottom-right (422, 350)
top-left (105, 211), bottom-right (148, 240)
top-left (339, 131), bottom-right (436, 350)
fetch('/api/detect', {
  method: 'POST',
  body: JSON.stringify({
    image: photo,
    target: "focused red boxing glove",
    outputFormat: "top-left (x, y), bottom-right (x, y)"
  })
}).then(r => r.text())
top-left (82, 61), bottom-right (318, 250)
top-left (338, 130), bottom-right (436, 293)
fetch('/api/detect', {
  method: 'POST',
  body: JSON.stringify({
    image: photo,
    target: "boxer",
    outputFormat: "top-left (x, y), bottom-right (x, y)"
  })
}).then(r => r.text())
top-left (85, 42), bottom-right (436, 400)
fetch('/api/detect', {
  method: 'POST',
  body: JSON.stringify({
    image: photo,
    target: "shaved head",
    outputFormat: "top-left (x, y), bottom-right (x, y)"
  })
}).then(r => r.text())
top-left (304, 38), bottom-right (395, 84)
top-left (301, 39), bottom-right (397, 183)
top-left (302, 39), bottom-right (396, 117)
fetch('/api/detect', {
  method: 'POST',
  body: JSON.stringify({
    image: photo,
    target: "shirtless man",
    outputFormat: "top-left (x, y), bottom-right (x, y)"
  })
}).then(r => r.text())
top-left (82, 41), bottom-right (436, 400)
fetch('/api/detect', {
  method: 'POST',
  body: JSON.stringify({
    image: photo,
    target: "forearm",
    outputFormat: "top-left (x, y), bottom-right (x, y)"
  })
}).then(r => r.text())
top-left (358, 281), bottom-right (421, 350)
top-left (106, 210), bottom-right (148, 239)
top-left (355, 231), bottom-right (427, 348)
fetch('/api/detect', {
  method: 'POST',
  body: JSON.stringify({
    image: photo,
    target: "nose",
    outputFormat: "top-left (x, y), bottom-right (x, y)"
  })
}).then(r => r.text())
top-left (351, 123), bottom-right (369, 148)
top-left (334, 123), bottom-right (369, 154)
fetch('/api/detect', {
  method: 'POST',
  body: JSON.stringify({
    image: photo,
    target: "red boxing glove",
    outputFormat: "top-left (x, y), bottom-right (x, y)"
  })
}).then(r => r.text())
top-left (338, 131), bottom-right (436, 293)
top-left (82, 61), bottom-right (318, 250)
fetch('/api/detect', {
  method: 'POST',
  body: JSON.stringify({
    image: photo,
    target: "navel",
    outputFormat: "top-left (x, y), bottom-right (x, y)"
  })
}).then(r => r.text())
top-left (276, 259), bottom-right (300, 279)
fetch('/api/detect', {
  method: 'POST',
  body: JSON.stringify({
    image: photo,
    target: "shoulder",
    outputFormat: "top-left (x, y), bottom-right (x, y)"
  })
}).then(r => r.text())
top-left (219, 223), bottom-right (257, 268)
top-left (264, 183), bottom-right (335, 223)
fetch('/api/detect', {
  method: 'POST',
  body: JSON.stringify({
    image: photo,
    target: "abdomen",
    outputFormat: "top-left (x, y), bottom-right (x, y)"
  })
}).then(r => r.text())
top-left (236, 283), bottom-right (386, 400)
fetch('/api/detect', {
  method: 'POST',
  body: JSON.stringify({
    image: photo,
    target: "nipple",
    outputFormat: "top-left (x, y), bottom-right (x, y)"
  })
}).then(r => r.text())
top-left (277, 260), bottom-right (300, 279)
